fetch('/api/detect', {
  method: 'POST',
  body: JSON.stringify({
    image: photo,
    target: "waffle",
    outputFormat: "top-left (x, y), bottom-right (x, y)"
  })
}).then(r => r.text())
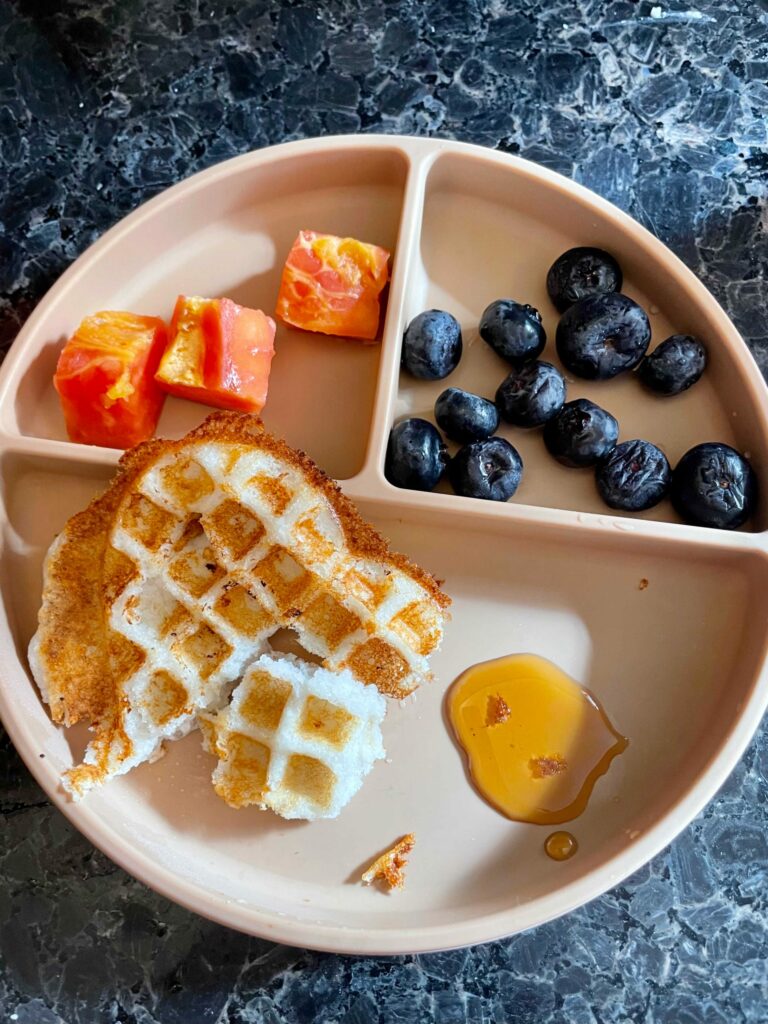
top-left (30, 412), bottom-right (449, 799)
top-left (200, 653), bottom-right (386, 819)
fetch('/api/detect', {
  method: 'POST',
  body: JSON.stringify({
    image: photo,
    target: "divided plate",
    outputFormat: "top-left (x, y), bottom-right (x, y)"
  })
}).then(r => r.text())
top-left (1, 135), bottom-right (767, 955)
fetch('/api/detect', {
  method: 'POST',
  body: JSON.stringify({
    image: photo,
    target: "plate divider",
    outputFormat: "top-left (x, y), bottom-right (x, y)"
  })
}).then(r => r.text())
top-left (0, 432), bottom-right (122, 468)
top-left (357, 149), bottom-right (434, 491)
top-left (4, 430), bottom-right (763, 558)
top-left (338, 472), bottom-right (768, 557)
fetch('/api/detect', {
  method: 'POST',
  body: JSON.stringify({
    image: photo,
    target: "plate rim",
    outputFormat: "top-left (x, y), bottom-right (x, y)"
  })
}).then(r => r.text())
top-left (2, 133), bottom-right (768, 954)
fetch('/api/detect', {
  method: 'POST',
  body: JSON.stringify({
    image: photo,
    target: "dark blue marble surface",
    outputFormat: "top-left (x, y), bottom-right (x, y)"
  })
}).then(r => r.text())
top-left (2, 1), bottom-right (768, 1021)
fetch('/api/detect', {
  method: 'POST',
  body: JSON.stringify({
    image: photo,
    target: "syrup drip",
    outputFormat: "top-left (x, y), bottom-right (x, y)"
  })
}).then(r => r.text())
top-left (545, 831), bottom-right (578, 861)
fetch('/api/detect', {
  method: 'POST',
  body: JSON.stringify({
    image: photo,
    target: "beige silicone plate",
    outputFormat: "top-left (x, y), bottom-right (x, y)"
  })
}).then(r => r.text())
top-left (1, 136), bottom-right (768, 955)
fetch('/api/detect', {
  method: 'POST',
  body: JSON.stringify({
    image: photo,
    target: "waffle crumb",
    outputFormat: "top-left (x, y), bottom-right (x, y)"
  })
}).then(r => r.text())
top-left (529, 755), bottom-right (567, 778)
top-left (485, 693), bottom-right (511, 727)
top-left (362, 833), bottom-right (415, 891)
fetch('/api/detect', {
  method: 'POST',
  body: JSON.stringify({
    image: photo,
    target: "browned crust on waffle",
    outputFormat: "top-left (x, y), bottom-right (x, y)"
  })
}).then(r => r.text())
top-left (184, 412), bottom-right (451, 610)
top-left (63, 708), bottom-right (134, 797)
top-left (112, 411), bottom-right (450, 611)
top-left (33, 411), bottom-right (449, 739)
top-left (33, 498), bottom-right (113, 725)
top-left (31, 441), bottom-right (166, 725)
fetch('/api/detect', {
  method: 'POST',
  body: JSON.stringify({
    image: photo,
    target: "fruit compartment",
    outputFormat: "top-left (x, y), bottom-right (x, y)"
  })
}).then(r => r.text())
top-left (371, 148), bottom-right (768, 533)
top-left (0, 144), bottom-right (413, 481)
top-left (3, 452), bottom-right (766, 930)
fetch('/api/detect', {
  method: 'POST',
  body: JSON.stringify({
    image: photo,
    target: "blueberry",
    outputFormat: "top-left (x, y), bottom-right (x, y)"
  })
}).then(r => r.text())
top-left (543, 398), bottom-right (619, 467)
top-left (595, 440), bottom-right (671, 511)
top-left (479, 300), bottom-right (546, 365)
top-left (435, 387), bottom-right (500, 444)
top-left (556, 293), bottom-right (651, 380)
top-left (448, 437), bottom-right (523, 502)
top-left (546, 246), bottom-right (623, 313)
top-left (385, 418), bottom-right (447, 491)
top-left (495, 361), bottom-right (566, 428)
top-left (401, 310), bottom-right (462, 380)
top-left (639, 334), bottom-right (707, 396)
top-left (671, 442), bottom-right (757, 529)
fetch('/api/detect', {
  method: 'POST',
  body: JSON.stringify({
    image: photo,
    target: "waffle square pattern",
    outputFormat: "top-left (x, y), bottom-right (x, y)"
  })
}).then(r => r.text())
top-left (201, 653), bottom-right (386, 819)
top-left (29, 413), bottom-right (449, 806)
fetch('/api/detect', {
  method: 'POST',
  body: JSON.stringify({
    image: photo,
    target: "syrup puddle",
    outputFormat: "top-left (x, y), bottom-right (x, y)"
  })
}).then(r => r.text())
top-left (448, 654), bottom-right (627, 827)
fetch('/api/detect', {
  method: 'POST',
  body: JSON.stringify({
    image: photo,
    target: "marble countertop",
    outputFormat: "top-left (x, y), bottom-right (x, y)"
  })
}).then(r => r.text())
top-left (2, 1), bottom-right (767, 1021)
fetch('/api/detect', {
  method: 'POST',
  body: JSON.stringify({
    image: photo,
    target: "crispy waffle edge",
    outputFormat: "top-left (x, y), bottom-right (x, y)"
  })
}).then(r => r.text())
top-left (185, 412), bottom-right (451, 612)
top-left (28, 438), bottom-right (169, 725)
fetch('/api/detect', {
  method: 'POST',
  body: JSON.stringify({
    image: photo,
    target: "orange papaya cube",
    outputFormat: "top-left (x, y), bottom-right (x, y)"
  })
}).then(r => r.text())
top-left (53, 311), bottom-right (168, 449)
top-left (275, 230), bottom-right (390, 341)
top-left (155, 296), bottom-right (276, 414)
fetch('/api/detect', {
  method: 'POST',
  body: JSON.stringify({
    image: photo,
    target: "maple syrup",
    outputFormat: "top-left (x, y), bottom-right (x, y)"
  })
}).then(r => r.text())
top-left (448, 654), bottom-right (627, 825)
top-left (544, 831), bottom-right (578, 861)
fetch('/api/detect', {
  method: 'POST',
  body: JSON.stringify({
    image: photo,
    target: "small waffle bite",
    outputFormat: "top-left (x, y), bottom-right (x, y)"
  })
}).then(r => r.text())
top-left (201, 653), bottom-right (386, 819)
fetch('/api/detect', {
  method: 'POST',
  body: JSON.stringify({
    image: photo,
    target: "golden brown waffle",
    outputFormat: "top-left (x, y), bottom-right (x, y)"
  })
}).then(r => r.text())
top-left (28, 439), bottom-right (167, 726)
top-left (29, 412), bottom-right (450, 799)
top-left (200, 652), bottom-right (386, 819)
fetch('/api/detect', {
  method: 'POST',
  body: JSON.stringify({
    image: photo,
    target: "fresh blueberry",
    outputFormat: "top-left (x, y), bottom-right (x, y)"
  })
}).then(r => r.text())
top-left (595, 440), bottom-right (671, 511)
top-left (671, 442), bottom-right (757, 529)
top-left (543, 398), bottom-right (619, 467)
top-left (546, 247), bottom-right (623, 313)
top-left (495, 361), bottom-right (566, 428)
top-left (385, 418), bottom-right (447, 491)
top-left (479, 300), bottom-right (546, 365)
top-left (435, 387), bottom-right (500, 444)
top-left (556, 293), bottom-right (651, 380)
top-left (401, 310), bottom-right (462, 380)
top-left (448, 437), bottom-right (523, 502)
top-left (639, 334), bottom-right (708, 396)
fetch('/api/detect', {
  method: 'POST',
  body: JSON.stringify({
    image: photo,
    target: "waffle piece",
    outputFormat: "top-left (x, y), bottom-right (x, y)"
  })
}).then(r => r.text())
top-left (28, 489), bottom-right (115, 728)
top-left (362, 834), bottom-right (415, 890)
top-left (30, 412), bottom-right (449, 798)
top-left (28, 439), bottom-right (166, 726)
top-left (200, 653), bottom-right (386, 819)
